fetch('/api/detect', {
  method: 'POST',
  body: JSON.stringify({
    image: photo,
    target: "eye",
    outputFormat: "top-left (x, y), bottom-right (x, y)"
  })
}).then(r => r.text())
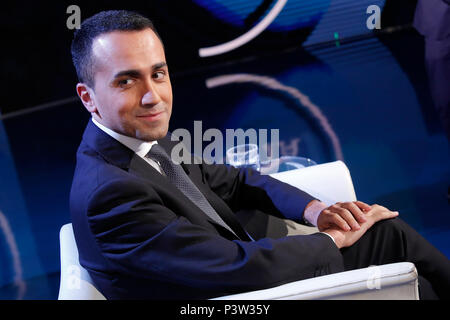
top-left (153, 71), bottom-right (166, 80)
top-left (118, 78), bottom-right (135, 87)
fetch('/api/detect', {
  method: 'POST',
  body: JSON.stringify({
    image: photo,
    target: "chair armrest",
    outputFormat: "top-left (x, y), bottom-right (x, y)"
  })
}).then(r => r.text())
top-left (213, 262), bottom-right (419, 300)
top-left (269, 160), bottom-right (357, 205)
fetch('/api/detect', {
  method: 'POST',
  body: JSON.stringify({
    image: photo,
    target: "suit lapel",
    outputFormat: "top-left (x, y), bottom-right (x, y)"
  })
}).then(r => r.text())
top-left (197, 181), bottom-right (252, 241)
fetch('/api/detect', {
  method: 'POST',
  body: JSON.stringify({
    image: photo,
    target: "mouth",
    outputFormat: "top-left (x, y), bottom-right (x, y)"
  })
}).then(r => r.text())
top-left (137, 111), bottom-right (165, 122)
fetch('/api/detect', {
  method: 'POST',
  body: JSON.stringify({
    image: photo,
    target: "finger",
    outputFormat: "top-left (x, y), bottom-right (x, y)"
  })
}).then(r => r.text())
top-left (355, 201), bottom-right (372, 212)
top-left (374, 209), bottom-right (399, 223)
top-left (332, 214), bottom-right (352, 231)
top-left (380, 210), bottom-right (399, 222)
top-left (329, 208), bottom-right (355, 231)
top-left (336, 207), bottom-right (361, 230)
top-left (387, 210), bottom-right (399, 218)
top-left (344, 202), bottom-right (367, 223)
top-left (331, 203), bottom-right (362, 229)
top-left (372, 204), bottom-right (388, 211)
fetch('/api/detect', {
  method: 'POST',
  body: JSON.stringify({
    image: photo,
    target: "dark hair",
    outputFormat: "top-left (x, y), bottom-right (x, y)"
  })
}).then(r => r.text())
top-left (71, 10), bottom-right (163, 88)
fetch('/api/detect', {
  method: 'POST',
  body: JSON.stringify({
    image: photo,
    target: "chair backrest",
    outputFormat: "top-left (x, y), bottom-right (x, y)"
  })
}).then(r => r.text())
top-left (270, 160), bottom-right (357, 205)
top-left (58, 223), bottom-right (106, 300)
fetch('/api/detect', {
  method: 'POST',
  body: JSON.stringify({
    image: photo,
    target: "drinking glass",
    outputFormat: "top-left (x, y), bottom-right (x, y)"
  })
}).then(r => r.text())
top-left (226, 144), bottom-right (261, 171)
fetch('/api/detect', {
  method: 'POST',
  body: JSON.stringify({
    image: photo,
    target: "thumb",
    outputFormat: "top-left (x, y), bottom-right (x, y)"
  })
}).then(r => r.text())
top-left (387, 210), bottom-right (399, 218)
top-left (356, 201), bottom-right (372, 211)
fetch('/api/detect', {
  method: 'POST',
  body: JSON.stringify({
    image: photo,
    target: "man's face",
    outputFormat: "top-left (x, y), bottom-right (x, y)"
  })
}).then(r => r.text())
top-left (80, 28), bottom-right (172, 141)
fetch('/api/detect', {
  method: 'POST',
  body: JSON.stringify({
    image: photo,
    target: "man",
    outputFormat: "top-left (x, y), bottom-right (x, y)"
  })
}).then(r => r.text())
top-left (70, 10), bottom-right (450, 300)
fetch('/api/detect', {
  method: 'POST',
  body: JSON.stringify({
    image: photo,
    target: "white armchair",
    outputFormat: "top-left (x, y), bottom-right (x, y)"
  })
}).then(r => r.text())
top-left (58, 160), bottom-right (419, 300)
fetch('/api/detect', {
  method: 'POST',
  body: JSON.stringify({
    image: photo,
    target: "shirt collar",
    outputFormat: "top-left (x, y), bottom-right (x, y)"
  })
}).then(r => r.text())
top-left (91, 117), bottom-right (157, 158)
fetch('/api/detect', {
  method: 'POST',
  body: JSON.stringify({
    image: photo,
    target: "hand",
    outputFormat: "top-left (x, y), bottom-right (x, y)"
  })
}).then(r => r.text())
top-left (322, 204), bottom-right (399, 249)
top-left (317, 201), bottom-right (372, 232)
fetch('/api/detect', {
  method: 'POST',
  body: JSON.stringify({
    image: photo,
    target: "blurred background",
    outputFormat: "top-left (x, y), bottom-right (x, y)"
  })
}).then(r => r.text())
top-left (0, 0), bottom-right (449, 299)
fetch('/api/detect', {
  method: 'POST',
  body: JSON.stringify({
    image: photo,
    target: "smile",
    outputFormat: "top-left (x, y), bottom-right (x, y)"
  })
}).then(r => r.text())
top-left (137, 111), bottom-right (165, 121)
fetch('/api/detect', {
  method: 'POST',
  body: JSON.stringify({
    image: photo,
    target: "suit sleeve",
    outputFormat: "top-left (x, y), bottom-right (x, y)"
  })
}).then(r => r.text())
top-left (200, 162), bottom-right (317, 223)
top-left (86, 177), bottom-right (344, 298)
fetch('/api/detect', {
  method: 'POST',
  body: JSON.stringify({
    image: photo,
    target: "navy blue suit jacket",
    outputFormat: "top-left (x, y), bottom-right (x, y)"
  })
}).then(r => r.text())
top-left (70, 120), bottom-right (344, 299)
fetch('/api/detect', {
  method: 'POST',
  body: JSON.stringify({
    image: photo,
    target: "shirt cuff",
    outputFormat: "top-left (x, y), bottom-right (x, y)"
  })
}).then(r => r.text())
top-left (303, 201), bottom-right (328, 226)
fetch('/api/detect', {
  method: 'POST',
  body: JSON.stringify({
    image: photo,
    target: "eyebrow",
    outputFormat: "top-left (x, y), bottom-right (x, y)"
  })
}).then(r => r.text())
top-left (112, 62), bottom-right (168, 79)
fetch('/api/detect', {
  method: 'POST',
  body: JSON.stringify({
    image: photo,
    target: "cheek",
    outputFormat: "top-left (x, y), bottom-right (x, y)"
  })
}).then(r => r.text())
top-left (116, 102), bottom-right (133, 118)
top-left (110, 93), bottom-right (139, 118)
top-left (167, 104), bottom-right (172, 119)
top-left (161, 86), bottom-right (173, 109)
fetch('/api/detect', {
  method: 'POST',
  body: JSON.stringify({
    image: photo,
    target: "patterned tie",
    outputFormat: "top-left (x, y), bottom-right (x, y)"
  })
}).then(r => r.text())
top-left (147, 144), bottom-right (238, 238)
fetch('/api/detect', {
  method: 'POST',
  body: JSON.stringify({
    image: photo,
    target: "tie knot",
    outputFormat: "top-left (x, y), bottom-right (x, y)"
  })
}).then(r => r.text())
top-left (147, 144), bottom-right (171, 163)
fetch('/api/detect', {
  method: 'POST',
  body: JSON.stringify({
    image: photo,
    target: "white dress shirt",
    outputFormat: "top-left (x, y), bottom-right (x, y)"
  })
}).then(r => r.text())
top-left (92, 117), bottom-right (163, 174)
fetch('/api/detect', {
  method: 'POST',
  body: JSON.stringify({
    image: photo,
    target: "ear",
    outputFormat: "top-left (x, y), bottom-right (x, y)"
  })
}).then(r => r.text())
top-left (76, 83), bottom-right (97, 114)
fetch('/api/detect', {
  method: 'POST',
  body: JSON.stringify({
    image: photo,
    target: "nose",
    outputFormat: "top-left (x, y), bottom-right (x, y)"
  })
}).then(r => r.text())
top-left (141, 79), bottom-right (162, 106)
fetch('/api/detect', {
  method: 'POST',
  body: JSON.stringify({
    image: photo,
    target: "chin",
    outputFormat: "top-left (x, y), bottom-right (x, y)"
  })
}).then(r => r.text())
top-left (137, 125), bottom-right (168, 142)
